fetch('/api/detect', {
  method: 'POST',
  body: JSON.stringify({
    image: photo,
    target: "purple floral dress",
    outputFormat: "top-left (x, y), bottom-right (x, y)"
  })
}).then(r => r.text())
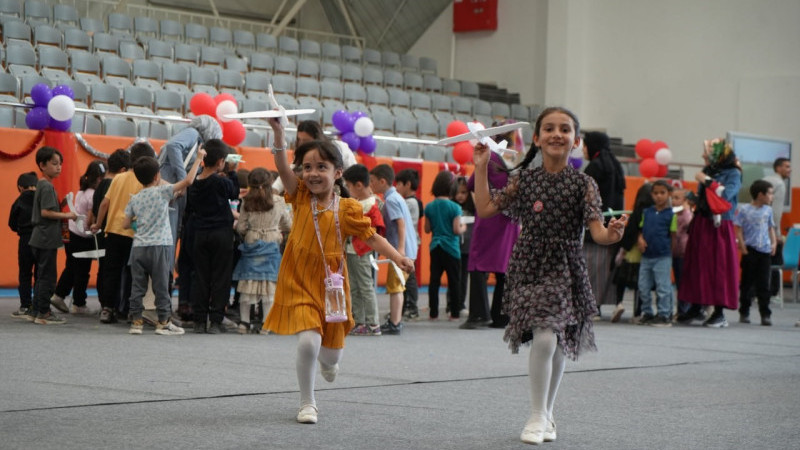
top-left (491, 166), bottom-right (603, 360)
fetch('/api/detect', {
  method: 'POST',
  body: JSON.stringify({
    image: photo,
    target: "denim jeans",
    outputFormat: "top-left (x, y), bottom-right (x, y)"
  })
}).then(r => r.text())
top-left (638, 255), bottom-right (673, 318)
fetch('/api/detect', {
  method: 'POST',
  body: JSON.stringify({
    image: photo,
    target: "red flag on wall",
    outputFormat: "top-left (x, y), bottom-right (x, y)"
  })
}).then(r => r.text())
top-left (453, 0), bottom-right (498, 32)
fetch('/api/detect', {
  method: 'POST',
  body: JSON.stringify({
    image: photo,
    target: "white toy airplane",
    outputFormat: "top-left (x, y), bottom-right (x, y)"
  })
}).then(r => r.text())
top-left (370, 256), bottom-right (406, 287)
top-left (221, 84), bottom-right (315, 122)
top-left (436, 121), bottom-right (530, 155)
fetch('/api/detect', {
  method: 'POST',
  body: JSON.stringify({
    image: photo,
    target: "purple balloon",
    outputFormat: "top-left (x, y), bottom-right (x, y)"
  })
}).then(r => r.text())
top-left (30, 84), bottom-right (53, 107)
top-left (351, 110), bottom-right (367, 120)
top-left (49, 117), bottom-right (72, 131)
top-left (359, 135), bottom-right (376, 153)
top-left (51, 84), bottom-right (75, 100)
top-left (25, 106), bottom-right (50, 130)
top-left (340, 131), bottom-right (360, 151)
top-left (568, 156), bottom-right (583, 169)
top-left (332, 109), bottom-right (355, 132)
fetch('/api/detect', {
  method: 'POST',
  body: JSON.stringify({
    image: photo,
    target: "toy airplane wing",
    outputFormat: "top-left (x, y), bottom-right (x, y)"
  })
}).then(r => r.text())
top-left (437, 121), bottom-right (529, 155)
top-left (222, 109), bottom-right (316, 120)
top-left (375, 258), bottom-right (406, 287)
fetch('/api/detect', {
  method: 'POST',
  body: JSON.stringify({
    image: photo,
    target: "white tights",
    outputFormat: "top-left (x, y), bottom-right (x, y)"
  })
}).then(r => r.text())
top-left (296, 330), bottom-right (343, 407)
top-left (527, 327), bottom-right (566, 425)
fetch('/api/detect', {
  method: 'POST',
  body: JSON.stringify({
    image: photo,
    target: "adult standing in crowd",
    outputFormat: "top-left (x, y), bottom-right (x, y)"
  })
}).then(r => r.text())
top-left (581, 132), bottom-right (626, 318)
top-left (677, 139), bottom-right (742, 327)
top-left (763, 157), bottom-right (791, 304)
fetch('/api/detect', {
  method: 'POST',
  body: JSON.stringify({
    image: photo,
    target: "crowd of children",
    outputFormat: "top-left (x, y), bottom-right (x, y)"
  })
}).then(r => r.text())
top-left (6, 109), bottom-right (797, 443)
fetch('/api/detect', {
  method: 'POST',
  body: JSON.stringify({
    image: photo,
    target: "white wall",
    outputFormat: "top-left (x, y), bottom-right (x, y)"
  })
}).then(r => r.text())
top-left (410, 0), bottom-right (800, 184)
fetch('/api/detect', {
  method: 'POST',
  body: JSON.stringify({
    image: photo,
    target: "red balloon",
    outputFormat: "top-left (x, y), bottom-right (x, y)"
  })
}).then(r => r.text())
top-left (190, 93), bottom-right (216, 117)
top-left (635, 139), bottom-right (655, 159)
top-left (446, 120), bottom-right (469, 138)
top-left (639, 158), bottom-right (659, 178)
top-left (222, 120), bottom-right (246, 146)
top-left (652, 140), bottom-right (668, 152)
top-left (214, 93), bottom-right (238, 106)
top-left (452, 141), bottom-right (473, 165)
top-left (656, 163), bottom-right (668, 177)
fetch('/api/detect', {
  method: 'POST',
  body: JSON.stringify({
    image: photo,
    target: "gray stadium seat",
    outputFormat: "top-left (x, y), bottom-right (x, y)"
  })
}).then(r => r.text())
top-left (320, 61), bottom-right (341, 81)
top-left (278, 35), bottom-right (299, 56)
top-left (403, 72), bottom-right (423, 91)
top-left (398, 143), bottom-right (420, 158)
top-left (296, 77), bottom-right (320, 98)
top-left (300, 39), bottom-right (320, 60)
top-left (423, 75), bottom-right (442, 93)
top-left (473, 99), bottom-right (492, 116)
top-left (362, 48), bottom-right (381, 67)
top-left (33, 24), bottom-right (61, 47)
top-left (296, 96), bottom-right (322, 123)
top-left (162, 62), bottom-right (189, 87)
top-left (461, 81), bottom-right (479, 98)
top-left (24, 0), bottom-right (50, 26)
top-left (242, 130), bottom-right (264, 147)
top-left (218, 69), bottom-right (244, 92)
top-left (225, 55), bottom-right (248, 73)
top-left (241, 98), bottom-right (267, 113)
top-left (104, 117), bottom-right (136, 136)
top-left (274, 55), bottom-right (297, 75)
top-left (388, 88), bottom-right (410, 109)
top-left (271, 73), bottom-right (296, 95)
top-left (159, 19), bottom-right (182, 43)
top-left (452, 96), bottom-right (472, 115)
top-left (62, 79), bottom-right (88, 104)
top-left (374, 140), bottom-right (397, 158)
top-left (244, 72), bottom-right (271, 95)
top-left (6, 44), bottom-right (37, 78)
top-left (383, 69), bottom-right (403, 89)
top-left (233, 30), bottom-right (255, 57)
top-left (381, 51), bottom-right (400, 69)
top-left (432, 93), bottom-right (452, 112)
top-left (341, 45), bottom-right (361, 65)
top-left (0, 72), bottom-right (19, 99)
top-left (53, 4), bottom-right (79, 29)
top-left (512, 104), bottom-right (529, 121)
top-left (154, 89), bottom-right (182, 115)
top-left (0, 0), bottom-right (20, 19)
top-left (395, 116), bottom-right (418, 137)
top-left (146, 39), bottom-right (173, 64)
top-left (422, 145), bottom-right (446, 162)
top-left (91, 82), bottom-right (121, 110)
top-left (190, 66), bottom-right (216, 90)
top-left (200, 45), bottom-right (225, 67)
top-left (341, 64), bottom-right (362, 84)
top-left (411, 92), bottom-right (432, 111)
top-left (119, 40), bottom-right (145, 61)
top-left (209, 27), bottom-right (232, 49)
top-left (92, 33), bottom-right (119, 55)
top-left (70, 50), bottom-right (102, 85)
top-left (249, 52), bottom-right (274, 73)
top-left (255, 33), bottom-right (276, 53)
top-left (107, 13), bottom-right (133, 37)
top-left (366, 85), bottom-right (389, 106)
top-left (320, 79), bottom-right (343, 102)
top-left (184, 23), bottom-right (208, 45)
top-left (133, 16), bottom-right (158, 42)
top-left (343, 82), bottom-right (366, 103)
top-left (442, 78), bottom-right (461, 96)
top-left (79, 17), bottom-right (104, 35)
top-left (39, 46), bottom-right (70, 83)
top-left (3, 20), bottom-right (31, 44)
top-left (297, 58), bottom-right (319, 78)
top-left (420, 56), bottom-right (437, 75)
top-left (363, 66), bottom-right (383, 86)
top-left (491, 102), bottom-right (510, 120)
top-left (19, 75), bottom-right (51, 103)
top-left (123, 85), bottom-right (153, 112)
top-left (174, 43), bottom-right (199, 67)
top-left (401, 54), bottom-right (419, 73)
top-left (321, 42), bottom-right (340, 62)
top-left (64, 28), bottom-right (90, 52)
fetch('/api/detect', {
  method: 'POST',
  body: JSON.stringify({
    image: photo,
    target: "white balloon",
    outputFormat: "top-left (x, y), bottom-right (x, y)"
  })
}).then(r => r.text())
top-left (47, 95), bottom-right (75, 121)
top-left (216, 100), bottom-right (238, 122)
top-left (353, 117), bottom-right (374, 137)
top-left (654, 147), bottom-right (672, 165)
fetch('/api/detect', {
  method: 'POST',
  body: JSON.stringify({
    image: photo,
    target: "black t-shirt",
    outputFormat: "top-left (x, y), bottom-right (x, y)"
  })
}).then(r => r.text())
top-left (93, 178), bottom-right (113, 230)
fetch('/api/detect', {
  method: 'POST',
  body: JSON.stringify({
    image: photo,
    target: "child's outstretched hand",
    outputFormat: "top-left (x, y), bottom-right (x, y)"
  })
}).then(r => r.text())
top-left (608, 214), bottom-right (628, 241)
top-left (197, 148), bottom-right (207, 160)
top-left (395, 256), bottom-right (415, 274)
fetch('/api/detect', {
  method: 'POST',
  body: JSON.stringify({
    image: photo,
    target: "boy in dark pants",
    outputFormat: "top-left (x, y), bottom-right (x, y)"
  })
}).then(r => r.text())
top-left (734, 180), bottom-right (777, 326)
top-left (9, 172), bottom-right (39, 318)
top-left (395, 169), bottom-right (422, 320)
top-left (29, 147), bottom-right (78, 324)
top-left (186, 140), bottom-right (238, 334)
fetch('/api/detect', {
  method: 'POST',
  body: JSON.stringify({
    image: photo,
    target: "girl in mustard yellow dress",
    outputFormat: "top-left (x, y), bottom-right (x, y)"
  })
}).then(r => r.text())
top-left (266, 118), bottom-right (414, 425)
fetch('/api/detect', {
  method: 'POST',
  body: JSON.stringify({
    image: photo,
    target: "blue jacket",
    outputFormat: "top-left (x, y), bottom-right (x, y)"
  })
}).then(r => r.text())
top-left (232, 241), bottom-right (281, 282)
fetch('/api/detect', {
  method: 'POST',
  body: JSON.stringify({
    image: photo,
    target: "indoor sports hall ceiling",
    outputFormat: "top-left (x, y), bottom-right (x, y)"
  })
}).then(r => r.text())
top-left (149, 0), bottom-right (451, 53)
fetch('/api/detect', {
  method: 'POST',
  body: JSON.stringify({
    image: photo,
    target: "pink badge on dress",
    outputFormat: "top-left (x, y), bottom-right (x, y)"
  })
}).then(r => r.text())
top-left (533, 200), bottom-right (543, 213)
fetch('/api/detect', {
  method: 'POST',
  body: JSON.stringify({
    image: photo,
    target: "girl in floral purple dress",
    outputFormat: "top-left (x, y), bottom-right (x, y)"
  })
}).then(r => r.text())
top-left (473, 107), bottom-right (627, 445)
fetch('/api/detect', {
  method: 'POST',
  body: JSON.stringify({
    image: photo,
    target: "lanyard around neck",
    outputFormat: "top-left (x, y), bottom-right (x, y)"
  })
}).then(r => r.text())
top-left (311, 194), bottom-right (344, 277)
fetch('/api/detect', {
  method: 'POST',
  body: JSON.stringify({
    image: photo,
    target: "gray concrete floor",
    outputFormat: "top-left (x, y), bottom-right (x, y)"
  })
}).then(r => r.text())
top-left (1, 291), bottom-right (799, 450)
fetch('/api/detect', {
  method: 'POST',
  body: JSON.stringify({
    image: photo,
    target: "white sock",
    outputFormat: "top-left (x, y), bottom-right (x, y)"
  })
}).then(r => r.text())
top-left (528, 327), bottom-right (557, 426)
top-left (239, 294), bottom-right (254, 324)
top-left (318, 345), bottom-right (343, 369)
top-left (546, 343), bottom-right (565, 421)
top-left (296, 330), bottom-right (322, 407)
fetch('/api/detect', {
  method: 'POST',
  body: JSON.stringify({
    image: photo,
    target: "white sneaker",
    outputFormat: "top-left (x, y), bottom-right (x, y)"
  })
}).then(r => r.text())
top-left (320, 363), bottom-right (339, 382)
top-left (521, 416), bottom-right (546, 445)
top-left (222, 316), bottom-right (238, 329)
top-left (296, 404), bottom-right (318, 424)
top-left (129, 321), bottom-right (143, 335)
top-left (69, 304), bottom-right (89, 315)
top-left (610, 304), bottom-right (625, 323)
top-left (155, 321), bottom-right (185, 336)
top-left (50, 295), bottom-right (69, 313)
top-left (543, 419), bottom-right (557, 442)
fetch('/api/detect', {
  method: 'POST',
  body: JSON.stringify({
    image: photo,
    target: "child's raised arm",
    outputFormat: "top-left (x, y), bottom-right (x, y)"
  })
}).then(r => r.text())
top-left (172, 148), bottom-right (206, 194)
top-left (472, 143), bottom-right (500, 218)
top-left (268, 117), bottom-right (297, 196)
top-left (365, 233), bottom-right (415, 273)
top-left (588, 215), bottom-right (627, 245)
